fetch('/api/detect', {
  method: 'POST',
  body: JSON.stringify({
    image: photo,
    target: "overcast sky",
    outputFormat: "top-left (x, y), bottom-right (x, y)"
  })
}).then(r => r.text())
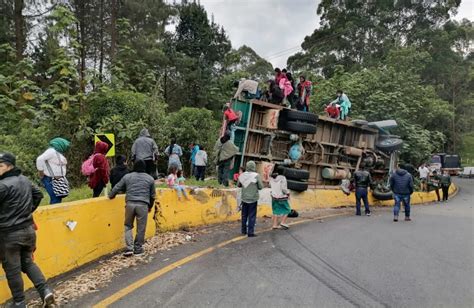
top-left (198, 0), bottom-right (474, 68)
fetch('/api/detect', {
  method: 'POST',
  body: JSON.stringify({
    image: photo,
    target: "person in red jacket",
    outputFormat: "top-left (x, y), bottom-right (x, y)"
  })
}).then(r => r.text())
top-left (325, 102), bottom-right (340, 119)
top-left (89, 141), bottom-right (110, 197)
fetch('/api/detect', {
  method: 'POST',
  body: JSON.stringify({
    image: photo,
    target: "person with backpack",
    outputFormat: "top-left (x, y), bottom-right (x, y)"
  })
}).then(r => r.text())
top-left (36, 137), bottom-right (70, 204)
top-left (110, 155), bottom-right (129, 189)
top-left (88, 141), bottom-right (110, 198)
top-left (108, 160), bottom-right (156, 256)
top-left (238, 161), bottom-right (263, 237)
top-left (131, 128), bottom-right (159, 179)
top-left (0, 152), bottom-right (55, 307)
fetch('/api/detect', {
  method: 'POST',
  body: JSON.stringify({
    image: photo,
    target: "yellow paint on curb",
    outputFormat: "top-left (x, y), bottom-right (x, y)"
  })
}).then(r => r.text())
top-left (92, 213), bottom-right (348, 307)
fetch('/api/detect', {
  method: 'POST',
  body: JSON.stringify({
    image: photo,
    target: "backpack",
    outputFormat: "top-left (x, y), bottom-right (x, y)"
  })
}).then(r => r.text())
top-left (81, 154), bottom-right (97, 176)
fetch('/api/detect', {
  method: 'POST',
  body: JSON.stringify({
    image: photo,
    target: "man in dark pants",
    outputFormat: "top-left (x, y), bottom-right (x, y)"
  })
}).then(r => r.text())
top-left (214, 134), bottom-right (238, 187)
top-left (131, 128), bottom-right (159, 179)
top-left (0, 153), bottom-right (55, 307)
top-left (237, 161), bottom-right (263, 237)
top-left (390, 164), bottom-right (414, 222)
top-left (352, 165), bottom-right (372, 216)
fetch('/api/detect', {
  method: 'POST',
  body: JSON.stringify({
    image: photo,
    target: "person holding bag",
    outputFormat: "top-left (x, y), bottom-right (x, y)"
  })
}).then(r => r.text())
top-left (36, 137), bottom-right (71, 204)
top-left (269, 167), bottom-right (291, 230)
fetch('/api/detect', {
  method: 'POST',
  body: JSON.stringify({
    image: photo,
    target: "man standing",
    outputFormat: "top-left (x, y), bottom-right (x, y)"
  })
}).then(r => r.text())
top-left (418, 163), bottom-right (430, 192)
top-left (238, 161), bottom-right (263, 237)
top-left (297, 75), bottom-right (312, 112)
top-left (0, 153), bottom-right (55, 307)
top-left (194, 146), bottom-right (208, 181)
top-left (352, 166), bottom-right (372, 216)
top-left (131, 128), bottom-right (159, 179)
top-left (390, 165), bottom-right (414, 222)
top-left (189, 143), bottom-right (200, 177)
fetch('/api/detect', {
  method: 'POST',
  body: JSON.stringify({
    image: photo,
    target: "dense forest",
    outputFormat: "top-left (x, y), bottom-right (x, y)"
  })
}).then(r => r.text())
top-left (0, 0), bottom-right (472, 186)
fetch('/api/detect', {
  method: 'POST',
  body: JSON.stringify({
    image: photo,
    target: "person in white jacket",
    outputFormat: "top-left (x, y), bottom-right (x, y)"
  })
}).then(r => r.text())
top-left (36, 138), bottom-right (70, 204)
top-left (269, 168), bottom-right (291, 230)
top-left (194, 146), bottom-right (208, 181)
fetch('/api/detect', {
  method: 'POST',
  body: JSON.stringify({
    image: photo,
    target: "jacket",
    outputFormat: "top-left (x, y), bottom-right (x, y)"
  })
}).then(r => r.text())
top-left (353, 170), bottom-right (372, 188)
top-left (389, 169), bottom-right (414, 195)
top-left (36, 148), bottom-right (67, 177)
top-left (214, 140), bottom-right (239, 163)
top-left (109, 172), bottom-right (156, 208)
top-left (440, 174), bottom-right (451, 186)
top-left (0, 168), bottom-right (43, 233)
top-left (238, 161), bottom-right (263, 203)
top-left (270, 175), bottom-right (289, 199)
top-left (194, 150), bottom-right (208, 166)
top-left (110, 165), bottom-right (129, 189)
top-left (131, 129), bottom-right (159, 161)
top-left (89, 141), bottom-right (110, 189)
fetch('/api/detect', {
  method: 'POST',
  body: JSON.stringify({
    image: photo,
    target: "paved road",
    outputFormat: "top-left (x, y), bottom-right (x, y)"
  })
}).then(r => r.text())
top-left (107, 179), bottom-right (473, 307)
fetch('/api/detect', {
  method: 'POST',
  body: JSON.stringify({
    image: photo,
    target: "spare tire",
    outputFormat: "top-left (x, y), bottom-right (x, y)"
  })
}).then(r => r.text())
top-left (376, 138), bottom-right (403, 153)
top-left (283, 121), bottom-right (317, 134)
top-left (281, 167), bottom-right (310, 181)
top-left (287, 180), bottom-right (309, 192)
top-left (281, 109), bottom-right (318, 124)
top-left (372, 189), bottom-right (393, 200)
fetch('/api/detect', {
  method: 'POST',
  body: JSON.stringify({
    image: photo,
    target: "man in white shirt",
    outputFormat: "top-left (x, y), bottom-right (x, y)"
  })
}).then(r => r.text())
top-left (233, 79), bottom-right (259, 99)
top-left (194, 146), bottom-right (208, 181)
top-left (418, 163), bottom-right (430, 192)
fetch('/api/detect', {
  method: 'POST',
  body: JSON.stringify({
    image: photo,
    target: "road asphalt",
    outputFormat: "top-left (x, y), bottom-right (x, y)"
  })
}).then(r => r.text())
top-left (84, 179), bottom-right (473, 307)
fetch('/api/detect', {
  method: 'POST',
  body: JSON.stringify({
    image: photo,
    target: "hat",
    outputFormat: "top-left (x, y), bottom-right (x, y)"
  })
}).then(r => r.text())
top-left (0, 152), bottom-right (16, 166)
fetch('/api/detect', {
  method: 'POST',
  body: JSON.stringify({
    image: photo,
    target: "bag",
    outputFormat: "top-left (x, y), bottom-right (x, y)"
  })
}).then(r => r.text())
top-left (45, 153), bottom-right (70, 198)
top-left (288, 209), bottom-right (299, 218)
top-left (81, 154), bottom-right (96, 176)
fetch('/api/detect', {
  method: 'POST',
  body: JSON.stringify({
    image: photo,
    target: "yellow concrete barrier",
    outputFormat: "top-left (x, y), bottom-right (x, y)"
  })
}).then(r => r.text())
top-left (0, 185), bottom-right (456, 304)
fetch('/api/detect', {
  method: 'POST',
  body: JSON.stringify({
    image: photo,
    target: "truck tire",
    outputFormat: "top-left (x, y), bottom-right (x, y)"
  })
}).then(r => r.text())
top-left (281, 109), bottom-right (318, 124)
top-left (376, 137), bottom-right (403, 153)
top-left (287, 180), bottom-right (308, 192)
top-left (283, 121), bottom-right (317, 134)
top-left (281, 167), bottom-right (310, 181)
top-left (372, 189), bottom-right (393, 200)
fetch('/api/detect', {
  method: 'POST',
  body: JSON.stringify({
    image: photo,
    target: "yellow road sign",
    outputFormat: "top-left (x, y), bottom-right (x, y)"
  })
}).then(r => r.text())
top-left (94, 133), bottom-right (115, 157)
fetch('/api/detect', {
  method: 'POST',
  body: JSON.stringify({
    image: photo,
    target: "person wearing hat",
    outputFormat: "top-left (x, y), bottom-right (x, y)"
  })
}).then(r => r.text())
top-left (0, 152), bottom-right (55, 307)
top-left (36, 137), bottom-right (71, 204)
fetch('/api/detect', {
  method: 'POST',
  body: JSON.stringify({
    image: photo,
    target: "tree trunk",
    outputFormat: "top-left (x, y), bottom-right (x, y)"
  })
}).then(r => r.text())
top-left (79, 0), bottom-right (86, 93)
top-left (110, 0), bottom-right (118, 61)
top-left (99, 0), bottom-right (105, 80)
top-left (14, 0), bottom-right (24, 61)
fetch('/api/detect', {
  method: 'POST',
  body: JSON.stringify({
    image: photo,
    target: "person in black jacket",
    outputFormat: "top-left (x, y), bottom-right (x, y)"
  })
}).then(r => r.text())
top-left (0, 152), bottom-right (55, 308)
top-left (110, 155), bottom-right (129, 189)
top-left (352, 166), bottom-right (372, 216)
top-left (389, 165), bottom-right (414, 222)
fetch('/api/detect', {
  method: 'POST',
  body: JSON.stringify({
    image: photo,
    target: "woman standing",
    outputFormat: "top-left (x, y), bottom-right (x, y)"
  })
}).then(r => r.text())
top-left (440, 171), bottom-right (452, 202)
top-left (36, 137), bottom-right (71, 204)
top-left (269, 168), bottom-right (291, 230)
top-left (89, 141), bottom-right (110, 197)
top-left (164, 138), bottom-right (183, 171)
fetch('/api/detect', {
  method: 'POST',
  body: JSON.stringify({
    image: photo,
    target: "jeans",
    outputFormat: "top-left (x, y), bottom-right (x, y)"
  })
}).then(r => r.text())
top-left (195, 166), bottom-right (206, 181)
top-left (41, 176), bottom-right (62, 204)
top-left (174, 185), bottom-right (188, 199)
top-left (394, 194), bottom-right (411, 217)
top-left (355, 187), bottom-right (370, 215)
top-left (241, 201), bottom-right (257, 235)
top-left (218, 159), bottom-right (232, 187)
top-left (226, 120), bottom-right (237, 144)
top-left (0, 226), bottom-right (48, 303)
top-left (92, 180), bottom-right (106, 198)
top-left (441, 185), bottom-right (450, 201)
top-left (124, 202), bottom-right (148, 252)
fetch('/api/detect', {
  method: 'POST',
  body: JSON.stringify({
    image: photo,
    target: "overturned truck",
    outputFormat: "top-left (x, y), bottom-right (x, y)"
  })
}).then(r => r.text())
top-left (227, 98), bottom-right (404, 199)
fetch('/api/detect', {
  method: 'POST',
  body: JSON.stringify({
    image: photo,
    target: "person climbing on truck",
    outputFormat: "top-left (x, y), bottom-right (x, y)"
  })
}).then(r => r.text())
top-left (325, 102), bottom-right (340, 119)
top-left (331, 90), bottom-right (351, 120)
top-left (297, 75), bottom-right (312, 111)
top-left (233, 78), bottom-right (259, 100)
top-left (265, 80), bottom-right (284, 105)
top-left (223, 105), bottom-right (239, 143)
top-left (278, 71), bottom-right (294, 107)
top-left (274, 67), bottom-right (283, 85)
top-left (214, 134), bottom-right (239, 187)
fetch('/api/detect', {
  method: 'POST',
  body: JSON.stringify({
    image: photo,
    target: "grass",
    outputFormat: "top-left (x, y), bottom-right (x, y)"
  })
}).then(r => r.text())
top-left (39, 178), bottom-right (226, 205)
top-left (460, 132), bottom-right (474, 166)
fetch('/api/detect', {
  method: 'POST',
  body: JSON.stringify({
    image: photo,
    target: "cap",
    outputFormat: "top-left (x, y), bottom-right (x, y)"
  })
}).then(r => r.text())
top-left (0, 152), bottom-right (16, 166)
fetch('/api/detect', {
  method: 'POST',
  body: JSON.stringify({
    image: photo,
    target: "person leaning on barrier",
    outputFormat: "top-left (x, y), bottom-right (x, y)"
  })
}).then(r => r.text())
top-left (0, 152), bottom-right (55, 308)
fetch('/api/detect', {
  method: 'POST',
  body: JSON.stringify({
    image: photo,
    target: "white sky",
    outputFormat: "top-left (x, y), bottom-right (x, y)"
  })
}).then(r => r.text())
top-left (199, 0), bottom-right (474, 68)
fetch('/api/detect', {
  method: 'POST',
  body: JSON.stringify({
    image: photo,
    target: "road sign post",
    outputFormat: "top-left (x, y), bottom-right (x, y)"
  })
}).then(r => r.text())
top-left (94, 134), bottom-right (115, 157)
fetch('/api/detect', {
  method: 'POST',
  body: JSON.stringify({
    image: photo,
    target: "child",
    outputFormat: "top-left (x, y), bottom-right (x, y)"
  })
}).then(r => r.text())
top-left (238, 161), bottom-right (263, 237)
top-left (167, 168), bottom-right (188, 200)
top-left (108, 160), bottom-right (155, 256)
top-left (110, 155), bottom-right (129, 189)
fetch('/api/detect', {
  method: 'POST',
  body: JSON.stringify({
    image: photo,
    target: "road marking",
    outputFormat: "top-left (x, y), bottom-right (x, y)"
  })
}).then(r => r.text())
top-left (92, 213), bottom-right (348, 307)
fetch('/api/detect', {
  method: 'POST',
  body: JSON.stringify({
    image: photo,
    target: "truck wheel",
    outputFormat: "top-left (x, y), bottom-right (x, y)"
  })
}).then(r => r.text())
top-left (283, 121), bottom-right (317, 134)
top-left (281, 109), bottom-right (318, 124)
top-left (372, 189), bottom-right (393, 200)
top-left (287, 180), bottom-right (308, 192)
top-left (281, 167), bottom-right (310, 181)
top-left (376, 137), bottom-right (403, 153)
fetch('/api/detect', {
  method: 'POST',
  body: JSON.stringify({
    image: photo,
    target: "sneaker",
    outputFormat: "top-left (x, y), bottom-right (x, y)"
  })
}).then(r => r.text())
top-left (280, 223), bottom-right (289, 230)
top-left (248, 234), bottom-right (257, 237)
top-left (123, 250), bottom-right (133, 257)
top-left (355, 213), bottom-right (361, 216)
top-left (393, 216), bottom-right (398, 222)
top-left (42, 289), bottom-right (55, 307)
top-left (405, 217), bottom-right (412, 221)
top-left (134, 248), bottom-right (145, 256)
top-left (14, 301), bottom-right (26, 308)
top-left (366, 212), bottom-right (371, 216)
